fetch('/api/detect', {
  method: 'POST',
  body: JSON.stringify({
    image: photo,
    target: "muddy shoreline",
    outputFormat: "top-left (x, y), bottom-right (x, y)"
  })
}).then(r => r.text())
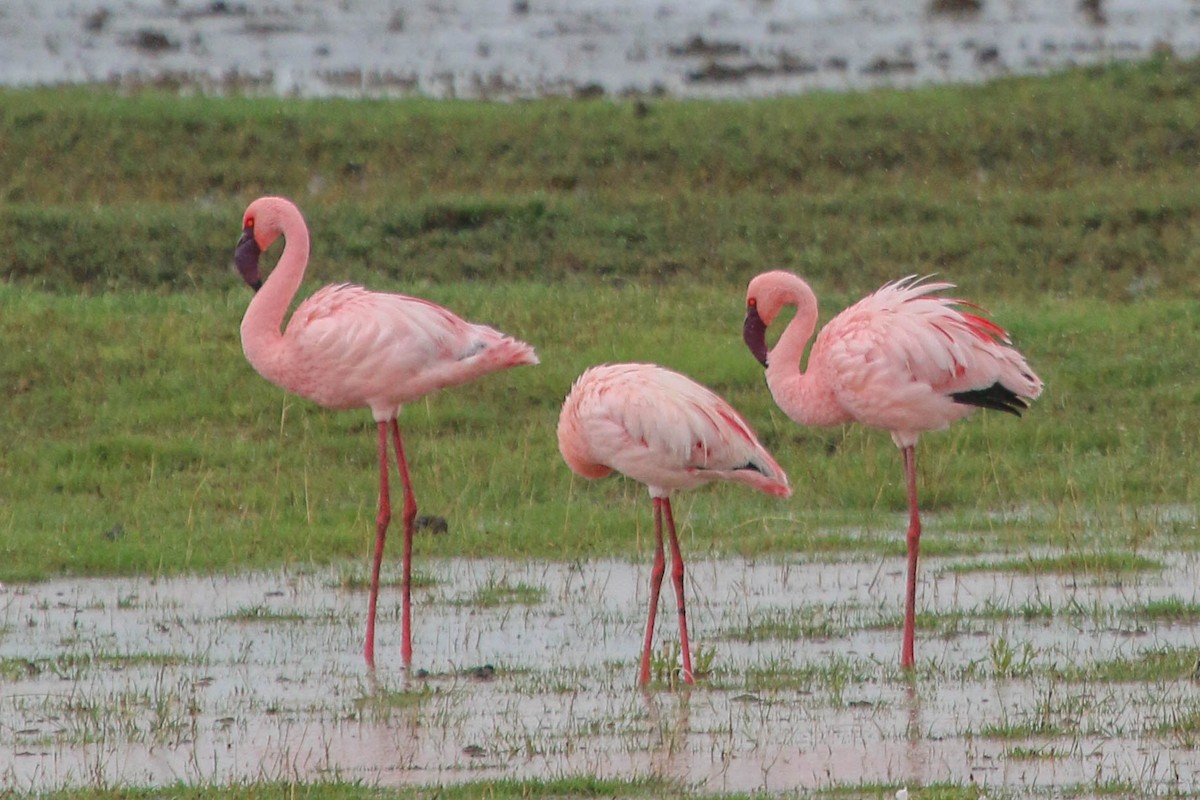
top-left (4, 553), bottom-right (1200, 793)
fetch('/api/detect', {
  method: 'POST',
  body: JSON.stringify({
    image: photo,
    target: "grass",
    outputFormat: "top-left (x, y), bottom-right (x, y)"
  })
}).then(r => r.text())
top-left (711, 654), bottom-right (878, 694)
top-left (1123, 599), bottom-right (1200, 622)
top-left (218, 605), bottom-right (323, 623)
top-left (1064, 646), bottom-right (1200, 683)
top-left (0, 282), bottom-right (1196, 580)
top-left (4, 56), bottom-right (1200, 300)
top-left (1004, 744), bottom-right (1069, 761)
top-left (949, 552), bottom-right (1167, 575)
top-left (1, 61), bottom-right (1199, 580)
top-left (334, 568), bottom-right (440, 592)
top-left (720, 606), bottom-right (849, 642)
top-left (0, 652), bottom-right (191, 681)
top-left (454, 577), bottom-right (546, 608)
top-left (723, 597), bottom-right (1200, 659)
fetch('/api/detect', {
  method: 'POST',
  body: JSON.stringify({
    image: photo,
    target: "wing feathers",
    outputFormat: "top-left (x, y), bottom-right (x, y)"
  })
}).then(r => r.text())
top-left (558, 363), bottom-right (790, 497)
top-left (830, 277), bottom-right (1039, 393)
top-left (280, 284), bottom-right (537, 413)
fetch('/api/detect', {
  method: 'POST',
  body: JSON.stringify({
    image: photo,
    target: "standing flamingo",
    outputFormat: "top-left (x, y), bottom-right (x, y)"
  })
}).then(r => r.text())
top-left (557, 363), bottom-right (791, 685)
top-left (233, 196), bottom-right (538, 670)
top-left (742, 271), bottom-right (1042, 669)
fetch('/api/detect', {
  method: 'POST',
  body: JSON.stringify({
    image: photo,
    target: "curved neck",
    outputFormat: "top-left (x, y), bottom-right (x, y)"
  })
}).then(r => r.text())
top-left (765, 282), bottom-right (847, 427)
top-left (765, 280), bottom-right (817, 389)
top-left (240, 212), bottom-right (310, 375)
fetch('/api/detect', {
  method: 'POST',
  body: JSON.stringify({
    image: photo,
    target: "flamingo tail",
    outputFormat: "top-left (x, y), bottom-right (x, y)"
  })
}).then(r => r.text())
top-left (950, 382), bottom-right (1030, 416)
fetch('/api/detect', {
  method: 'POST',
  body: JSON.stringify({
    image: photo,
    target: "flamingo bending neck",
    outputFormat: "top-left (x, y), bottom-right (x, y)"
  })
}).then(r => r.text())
top-left (747, 271), bottom-right (852, 429)
top-left (238, 197), bottom-right (311, 391)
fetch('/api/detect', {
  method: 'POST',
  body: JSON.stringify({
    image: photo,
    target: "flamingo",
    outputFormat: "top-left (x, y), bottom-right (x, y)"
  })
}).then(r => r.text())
top-left (557, 363), bottom-right (791, 685)
top-left (742, 271), bottom-right (1042, 669)
top-left (233, 196), bottom-right (538, 670)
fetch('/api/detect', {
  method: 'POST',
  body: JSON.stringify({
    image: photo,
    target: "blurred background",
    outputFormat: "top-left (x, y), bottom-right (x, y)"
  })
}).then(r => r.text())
top-left (4, 0), bottom-right (1199, 99)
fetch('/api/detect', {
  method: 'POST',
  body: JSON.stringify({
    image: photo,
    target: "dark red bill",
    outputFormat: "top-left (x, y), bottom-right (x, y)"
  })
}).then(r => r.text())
top-left (234, 227), bottom-right (263, 291)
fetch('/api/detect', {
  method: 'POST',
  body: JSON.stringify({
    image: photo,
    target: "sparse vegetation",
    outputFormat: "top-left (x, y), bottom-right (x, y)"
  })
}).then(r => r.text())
top-left (454, 577), bottom-right (546, 607)
top-left (950, 552), bottom-right (1166, 576)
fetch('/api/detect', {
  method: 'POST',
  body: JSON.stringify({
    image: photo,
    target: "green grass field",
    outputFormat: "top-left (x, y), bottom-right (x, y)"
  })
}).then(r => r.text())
top-left (2, 56), bottom-right (1199, 798)
top-left (2, 56), bottom-right (1197, 580)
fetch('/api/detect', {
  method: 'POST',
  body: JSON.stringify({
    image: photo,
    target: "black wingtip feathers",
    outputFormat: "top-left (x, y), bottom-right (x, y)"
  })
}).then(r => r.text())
top-left (950, 382), bottom-right (1030, 417)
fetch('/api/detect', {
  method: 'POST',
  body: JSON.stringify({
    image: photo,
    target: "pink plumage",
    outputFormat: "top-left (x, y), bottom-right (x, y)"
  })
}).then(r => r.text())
top-left (234, 196), bottom-right (538, 670)
top-left (558, 363), bottom-right (790, 685)
top-left (744, 270), bottom-right (1042, 668)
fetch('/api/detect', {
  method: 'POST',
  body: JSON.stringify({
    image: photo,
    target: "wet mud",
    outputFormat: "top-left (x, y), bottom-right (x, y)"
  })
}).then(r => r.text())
top-left (3, 552), bottom-right (1200, 794)
top-left (2, 1), bottom-right (1199, 99)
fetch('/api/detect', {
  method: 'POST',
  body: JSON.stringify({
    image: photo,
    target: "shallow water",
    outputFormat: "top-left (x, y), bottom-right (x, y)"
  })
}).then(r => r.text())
top-left (2, 0), bottom-right (1199, 99)
top-left (3, 553), bottom-right (1200, 794)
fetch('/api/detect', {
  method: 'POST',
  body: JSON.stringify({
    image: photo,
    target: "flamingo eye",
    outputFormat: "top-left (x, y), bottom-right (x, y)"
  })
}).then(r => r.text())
top-left (243, 216), bottom-right (255, 229)
top-left (748, 297), bottom-right (757, 308)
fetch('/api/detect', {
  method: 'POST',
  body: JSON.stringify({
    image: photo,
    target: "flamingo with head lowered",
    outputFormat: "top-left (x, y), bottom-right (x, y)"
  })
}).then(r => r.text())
top-left (557, 362), bottom-right (791, 685)
top-left (742, 271), bottom-right (1042, 669)
top-left (234, 196), bottom-right (538, 670)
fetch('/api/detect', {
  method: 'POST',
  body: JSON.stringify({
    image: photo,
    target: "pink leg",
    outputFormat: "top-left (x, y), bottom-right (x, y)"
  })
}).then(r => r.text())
top-left (365, 421), bottom-right (391, 670)
top-left (390, 420), bottom-right (418, 669)
top-left (662, 499), bottom-right (694, 685)
top-left (901, 445), bottom-right (921, 670)
top-left (639, 498), bottom-right (667, 686)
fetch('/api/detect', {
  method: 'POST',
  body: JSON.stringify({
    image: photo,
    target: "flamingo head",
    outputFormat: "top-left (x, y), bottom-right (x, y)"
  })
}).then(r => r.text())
top-left (235, 197), bottom-right (296, 292)
top-left (744, 270), bottom-right (817, 368)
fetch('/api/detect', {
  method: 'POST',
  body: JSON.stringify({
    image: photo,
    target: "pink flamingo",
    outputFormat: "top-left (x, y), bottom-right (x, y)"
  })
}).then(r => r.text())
top-left (742, 271), bottom-right (1042, 669)
top-left (234, 196), bottom-right (538, 670)
top-left (557, 363), bottom-right (791, 685)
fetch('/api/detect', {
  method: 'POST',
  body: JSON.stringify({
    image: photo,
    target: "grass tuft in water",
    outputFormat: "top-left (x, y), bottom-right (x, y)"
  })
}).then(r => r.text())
top-left (951, 552), bottom-right (1165, 576)
top-left (453, 577), bottom-right (547, 608)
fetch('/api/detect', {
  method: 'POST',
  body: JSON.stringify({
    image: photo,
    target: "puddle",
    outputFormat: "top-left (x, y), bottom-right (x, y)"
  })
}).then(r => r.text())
top-left (2, 1), bottom-right (1199, 99)
top-left (2, 553), bottom-right (1200, 793)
